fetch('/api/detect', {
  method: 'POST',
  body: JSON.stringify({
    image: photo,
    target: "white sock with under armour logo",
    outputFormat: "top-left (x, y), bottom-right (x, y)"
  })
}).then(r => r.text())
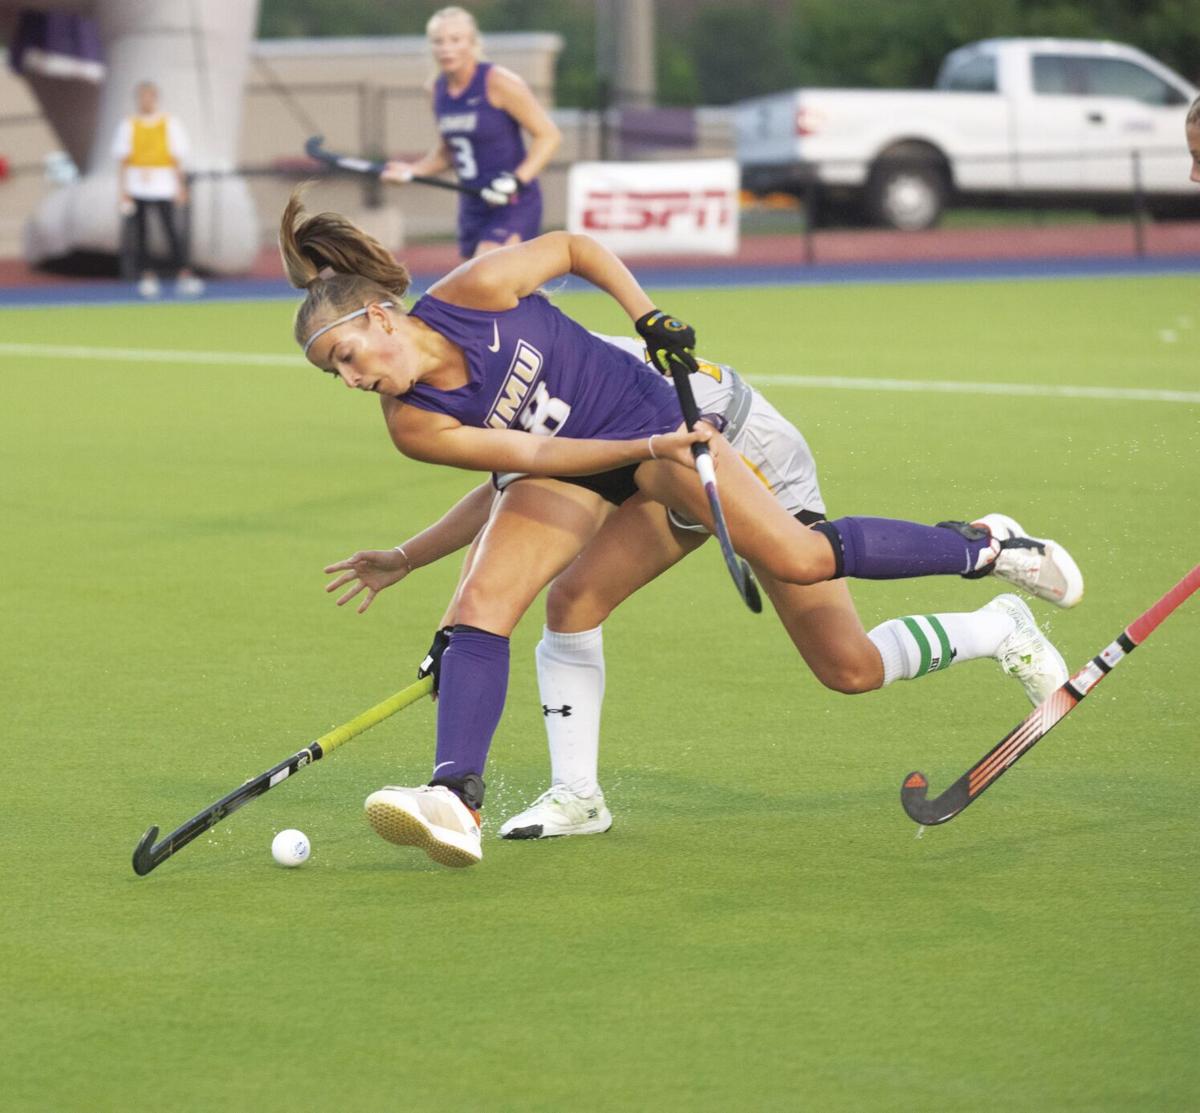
top-left (868, 608), bottom-right (1015, 684)
top-left (535, 625), bottom-right (605, 797)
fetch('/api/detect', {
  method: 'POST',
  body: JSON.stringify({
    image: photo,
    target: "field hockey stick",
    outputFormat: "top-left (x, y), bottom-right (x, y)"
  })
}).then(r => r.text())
top-left (667, 355), bottom-right (762, 613)
top-left (901, 563), bottom-right (1200, 826)
top-left (132, 675), bottom-right (433, 875)
top-left (304, 136), bottom-right (482, 196)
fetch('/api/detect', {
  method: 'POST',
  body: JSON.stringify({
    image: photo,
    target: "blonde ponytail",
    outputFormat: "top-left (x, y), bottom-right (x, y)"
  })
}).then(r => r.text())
top-left (280, 185), bottom-right (412, 350)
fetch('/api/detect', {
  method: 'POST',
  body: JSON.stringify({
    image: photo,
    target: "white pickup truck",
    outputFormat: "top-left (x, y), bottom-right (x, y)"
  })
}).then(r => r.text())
top-left (735, 38), bottom-right (1199, 229)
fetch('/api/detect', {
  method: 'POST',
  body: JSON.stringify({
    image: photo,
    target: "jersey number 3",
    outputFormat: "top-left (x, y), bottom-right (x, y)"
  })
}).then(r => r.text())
top-left (448, 137), bottom-right (477, 180)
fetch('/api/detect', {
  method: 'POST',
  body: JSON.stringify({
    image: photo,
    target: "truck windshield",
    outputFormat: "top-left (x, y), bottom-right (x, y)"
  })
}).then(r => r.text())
top-left (937, 53), bottom-right (998, 93)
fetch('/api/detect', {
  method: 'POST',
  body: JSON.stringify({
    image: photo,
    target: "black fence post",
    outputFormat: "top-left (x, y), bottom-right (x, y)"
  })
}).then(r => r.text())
top-left (802, 173), bottom-right (817, 266)
top-left (1130, 149), bottom-right (1147, 258)
top-left (596, 77), bottom-right (612, 162)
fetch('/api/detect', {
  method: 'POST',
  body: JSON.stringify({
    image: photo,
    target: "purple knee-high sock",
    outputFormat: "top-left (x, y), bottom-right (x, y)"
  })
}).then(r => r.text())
top-left (431, 625), bottom-right (509, 808)
top-left (813, 517), bottom-right (995, 580)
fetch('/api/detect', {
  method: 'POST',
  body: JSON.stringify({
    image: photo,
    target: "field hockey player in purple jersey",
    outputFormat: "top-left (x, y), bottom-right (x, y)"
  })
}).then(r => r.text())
top-left (281, 190), bottom-right (1081, 868)
top-left (381, 6), bottom-right (560, 259)
top-left (325, 334), bottom-right (1083, 842)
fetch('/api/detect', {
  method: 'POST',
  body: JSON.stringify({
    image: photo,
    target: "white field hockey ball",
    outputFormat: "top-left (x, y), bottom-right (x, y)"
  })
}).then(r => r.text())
top-left (271, 828), bottom-right (311, 867)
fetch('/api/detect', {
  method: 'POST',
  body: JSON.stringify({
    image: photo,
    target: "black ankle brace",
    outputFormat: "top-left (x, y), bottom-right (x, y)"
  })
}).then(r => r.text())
top-left (430, 772), bottom-right (486, 810)
top-left (936, 520), bottom-right (994, 579)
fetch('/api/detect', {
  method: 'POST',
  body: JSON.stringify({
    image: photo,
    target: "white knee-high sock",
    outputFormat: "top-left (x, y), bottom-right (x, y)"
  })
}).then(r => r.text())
top-left (868, 608), bottom-right (1015, 686)
top-left (535, 625), bottom-right (605, 796)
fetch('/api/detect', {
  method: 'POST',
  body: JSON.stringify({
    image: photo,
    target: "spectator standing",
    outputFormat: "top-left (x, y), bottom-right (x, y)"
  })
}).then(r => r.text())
top-left (112, 81), bottom-right (204, 298)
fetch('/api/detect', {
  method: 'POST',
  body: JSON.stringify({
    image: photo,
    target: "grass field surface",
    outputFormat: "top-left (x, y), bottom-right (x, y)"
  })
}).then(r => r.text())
top-left (2, 275), bottom-right (1197, 1111)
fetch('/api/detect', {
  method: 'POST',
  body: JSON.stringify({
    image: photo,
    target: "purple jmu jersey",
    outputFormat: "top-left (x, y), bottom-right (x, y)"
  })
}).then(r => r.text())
top-left (434, 62), bottom-right (544, 255)
top-left (405, 294), bottom-right (682, 442)
top-left (435, 62), bottom-right (539, 192)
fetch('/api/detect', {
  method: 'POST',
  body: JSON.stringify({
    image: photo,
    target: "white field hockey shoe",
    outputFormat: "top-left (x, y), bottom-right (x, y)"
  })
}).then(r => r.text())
top-left (984, 593), bottom-right (1069, 705)
top-left (364, 785), bottom-right (482, 868)
top-left (499, 785), bottom-right (613, 840)
top-left (973, 513), bottom-right (1084, 608)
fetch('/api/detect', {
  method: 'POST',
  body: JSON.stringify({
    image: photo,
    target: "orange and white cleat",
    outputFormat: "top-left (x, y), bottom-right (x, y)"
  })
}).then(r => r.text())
top-left (364, 784), bottom-right (482, 867)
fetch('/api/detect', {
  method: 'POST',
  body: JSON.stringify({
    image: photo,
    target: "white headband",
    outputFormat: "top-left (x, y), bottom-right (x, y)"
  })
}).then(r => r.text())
top-left (302, 301), bottom-right (395, 357)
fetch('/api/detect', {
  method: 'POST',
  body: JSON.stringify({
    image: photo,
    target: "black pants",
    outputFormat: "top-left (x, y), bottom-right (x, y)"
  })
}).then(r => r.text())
top-left (132, 199), bottom-right (186, 276)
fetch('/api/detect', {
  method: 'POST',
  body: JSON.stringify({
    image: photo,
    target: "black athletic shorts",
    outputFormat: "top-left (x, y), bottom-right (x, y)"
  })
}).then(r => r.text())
top-left (493, 463), bottom-right (642, 507)
top-left (555, 464), bottom-right (641, 506)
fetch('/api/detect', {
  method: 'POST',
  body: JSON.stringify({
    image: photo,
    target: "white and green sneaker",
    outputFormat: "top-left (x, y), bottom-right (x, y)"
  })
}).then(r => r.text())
top-left (364, 785), bottom-right (482, 867)
top-left (499, 785), bottom-right (613, 840)
top-left (985, 593), bottom-right (1069, 705)
top-left (973, 513), bottom-right (1084, 608)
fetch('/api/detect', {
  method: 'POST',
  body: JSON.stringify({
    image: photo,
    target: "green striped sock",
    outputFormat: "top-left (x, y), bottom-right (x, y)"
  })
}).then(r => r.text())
top-left (899, 615), bottom-right (955, 676)
top-left (869, 608), bottom-right (1015, 685)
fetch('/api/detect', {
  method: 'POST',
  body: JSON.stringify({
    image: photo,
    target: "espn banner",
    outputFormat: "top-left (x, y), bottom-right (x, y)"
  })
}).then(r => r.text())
top-left (567, 159), bottom-right (739, 256)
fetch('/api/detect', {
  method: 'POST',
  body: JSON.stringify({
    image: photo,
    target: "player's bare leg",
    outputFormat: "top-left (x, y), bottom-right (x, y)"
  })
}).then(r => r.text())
top-left (501, 493), bottom-right (702, 839)
top-left (367, 477), bottom-right (612, 863)
top-left (503, 500), bottom-right (1068, 839)
top-left (634, 434), bottom-right (836, 584)
top-left (753, 575), bottom-right (883, 693)
top-left (637, 433), bottom-right (1013, 589)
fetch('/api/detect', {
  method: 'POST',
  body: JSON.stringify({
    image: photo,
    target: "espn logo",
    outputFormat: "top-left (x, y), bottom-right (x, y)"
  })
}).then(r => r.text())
top-left (581, 189), bottom-right (733, 233)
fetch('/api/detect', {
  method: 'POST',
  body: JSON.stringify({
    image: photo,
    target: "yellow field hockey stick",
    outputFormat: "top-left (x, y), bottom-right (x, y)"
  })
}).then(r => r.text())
top-left (132, 676), bottom-right (434, 876)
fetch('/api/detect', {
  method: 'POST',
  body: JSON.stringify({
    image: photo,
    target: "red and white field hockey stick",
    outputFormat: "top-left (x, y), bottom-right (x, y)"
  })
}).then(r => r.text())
top-left (901, 563), bottom-right (1200, 825)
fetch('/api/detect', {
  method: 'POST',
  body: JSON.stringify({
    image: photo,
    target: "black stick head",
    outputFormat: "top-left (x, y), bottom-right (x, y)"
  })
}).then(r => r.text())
top-left (304, 135), bottom-right (325, 160)
top-left (132, 826), bottom-right (160, 876)
top-left (739, 560), bottom-right (763, 613)
top-left (900, 770), bottom-right (969, 826)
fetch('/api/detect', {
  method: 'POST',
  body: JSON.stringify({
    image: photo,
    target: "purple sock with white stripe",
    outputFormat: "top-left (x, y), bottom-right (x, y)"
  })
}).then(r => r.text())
top-left (815, 517), bottom-right (995, 580)
top-left (432, 626), bottom-right (509, 804)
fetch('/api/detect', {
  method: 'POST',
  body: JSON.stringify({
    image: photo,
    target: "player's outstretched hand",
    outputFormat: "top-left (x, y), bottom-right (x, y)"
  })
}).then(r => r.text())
top-left (380, 161), bottom-right (415, 184)
top-left (635, 309), bottom-right (697, 375)
top-left (323, 548), bottom-right (410, 613)
top-left (650, 421), bottom-right (715, 468)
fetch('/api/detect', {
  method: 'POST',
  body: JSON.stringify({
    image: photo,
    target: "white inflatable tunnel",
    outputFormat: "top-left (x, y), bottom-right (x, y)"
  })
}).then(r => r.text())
top-left (7, 0), bottom-right (260, 274)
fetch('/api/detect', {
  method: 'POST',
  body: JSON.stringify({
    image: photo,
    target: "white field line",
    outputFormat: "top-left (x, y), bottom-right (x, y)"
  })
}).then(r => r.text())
top-left (2, 341), bottom-right (1197, 404)
top-left (749, 373), bottom-right (1200, 405)
top-left (0, 341), bottom-right (299, 367)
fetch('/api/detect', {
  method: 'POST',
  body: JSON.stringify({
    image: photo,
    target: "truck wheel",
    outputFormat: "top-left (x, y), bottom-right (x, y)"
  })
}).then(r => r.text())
top-left (864, 158), bottom-right (947, 231)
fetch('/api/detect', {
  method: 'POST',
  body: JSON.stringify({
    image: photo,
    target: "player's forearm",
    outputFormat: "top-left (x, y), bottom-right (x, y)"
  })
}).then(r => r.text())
top-left (566, 233), bottom-right (656, 322)
top-left (514, 124), bottom-right (561, 184)
top-left (405, 424), bottom-right (657, 475)
top-left (411, 143), bottom-right (452, 177)
top-left (516, 432), bottom-right (656, 475)
top-left (396, 482), bottom-right (493, 571)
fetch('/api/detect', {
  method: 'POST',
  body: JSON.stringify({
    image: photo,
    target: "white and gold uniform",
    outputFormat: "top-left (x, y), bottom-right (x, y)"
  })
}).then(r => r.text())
top-left (596, 334), bottom-right (826, 529)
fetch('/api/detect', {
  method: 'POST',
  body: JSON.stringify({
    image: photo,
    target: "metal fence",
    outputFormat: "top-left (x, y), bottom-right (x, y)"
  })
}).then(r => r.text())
top-left (1, 89), bottom-right (1197, 264)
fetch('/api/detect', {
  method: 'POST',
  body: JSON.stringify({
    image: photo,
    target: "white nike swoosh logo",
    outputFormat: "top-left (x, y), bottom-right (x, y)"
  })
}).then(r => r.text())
top-left (487, 321), bottom-right (500, 352)
top-left (432, 761), bottom-right (455, 776)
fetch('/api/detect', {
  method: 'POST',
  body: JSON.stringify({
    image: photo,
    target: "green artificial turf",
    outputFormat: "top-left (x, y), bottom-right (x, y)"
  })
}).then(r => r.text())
top-left (1, 276), bottom-right (1197, 1112)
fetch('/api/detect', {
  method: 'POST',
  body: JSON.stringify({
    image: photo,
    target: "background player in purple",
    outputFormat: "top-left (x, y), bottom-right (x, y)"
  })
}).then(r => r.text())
top-left (279, 188), bottom-right (1067, 870)
top-left (381, 6), bottom-right (560, 258)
